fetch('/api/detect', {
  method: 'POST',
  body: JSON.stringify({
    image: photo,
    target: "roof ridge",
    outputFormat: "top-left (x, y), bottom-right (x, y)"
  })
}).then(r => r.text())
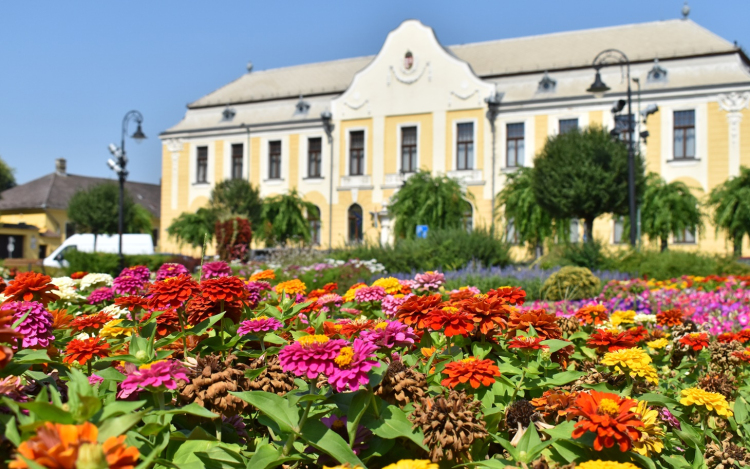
top-left (41, 172), bottom-right (56, 209)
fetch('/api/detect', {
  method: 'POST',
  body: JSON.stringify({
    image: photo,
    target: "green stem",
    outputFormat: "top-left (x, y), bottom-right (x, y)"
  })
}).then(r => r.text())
top-left (260, 333), bottom-right (266, 354)
top-left (177, 308), bottom-right (188, 358)
top-left (510, 369), bottom-right (527, 402)
top-left (282, 400), bottom-right (313, 456)
top-left (87, 361), bottom-right (92, 376)
top-left (215, 419), bottom-right (223, 441)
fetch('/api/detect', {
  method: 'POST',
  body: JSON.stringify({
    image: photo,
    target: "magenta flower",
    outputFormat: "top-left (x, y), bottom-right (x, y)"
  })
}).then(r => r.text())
top-left (317, 293), bottom-right (343, 308)
top-left (354, 286), bottom-right (386, 303)
top-left (4, 301), bottom-right (53, 349)
top-left (155, 263), bottom-right (189, 280)
top-left (112, 273), bottom-right (146, 296)
top-left (381, 294), bottom-right (412, 318)
top-left (118, 360), bottom-right (189, 399)
top-left (328, 338), bottom-right (380, 392)
top-left (246, 281), bottom-right (271, 307)
top-left (121, 265), bottom-right (151, 282)
top-left (413, 271), bottom-right (445, 291)
top-left (739, 313), bottom-right (749, 327)
top-left (89, 374), bottom-right (104, 385)
top-left (88, 287), bottom-right (114, 305)
top-left (237, 316), bottom-right (283, 335)
top-left (202, 261), bottom-right (232, 279)
top-left (279, 335), bottom-right (348, 379)
top-left (359, 320), bottom-right (417, 350)
top-left (341, 308), bottom-right (361, 315)
top-left (659, 407), bottom-right (681, 429)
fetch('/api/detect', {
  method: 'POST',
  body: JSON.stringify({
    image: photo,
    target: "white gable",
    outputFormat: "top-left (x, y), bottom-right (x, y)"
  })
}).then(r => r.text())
top-left (332, 20), bottom-right (495, 120)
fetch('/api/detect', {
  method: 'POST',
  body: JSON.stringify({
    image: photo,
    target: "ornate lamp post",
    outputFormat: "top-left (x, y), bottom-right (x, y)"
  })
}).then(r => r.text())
top-left (485, 92), bottom-right (502, 235)
top-left (586, 50), bottom-right (637, 247)
top-left (107, 110), bottom-right (146, 268)
top-left (321, 110), bottom-right (335, 250)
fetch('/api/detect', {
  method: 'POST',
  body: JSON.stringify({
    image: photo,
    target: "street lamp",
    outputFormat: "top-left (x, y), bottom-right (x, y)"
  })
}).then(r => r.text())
top-left (321, 110), bottom-right (334, 250)
top-left (485, 92), bottom-right (502, 235)
top-left (586, 49), bottom-right (637, 247)
top-left (108, 110), bottom-right (146, 269)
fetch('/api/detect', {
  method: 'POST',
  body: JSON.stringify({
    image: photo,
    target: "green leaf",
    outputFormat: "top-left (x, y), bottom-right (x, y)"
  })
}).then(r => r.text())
top-left (516, 424), bottom-right (543, 457)
top-left (662, 455), bottom-right (692, 469)
top-left (97, 412), bottom-right (145, 442)
top-left (472, 342), bottom-right (493, 359)
top-left (189, 312), bottom-right (225, 336)
top-left (567, 331), bottom-right (589, 341)
top-left (13, 349), bottom-right (51, 364)
top-left (243, 366), bottom-right (267, 381)
top-left (74, 395), bottom-right (102, 423)
top-left (164, 403), bottom-right (219, 420)
top-left (170, 440), bottom-right (245, 469)
top-left (347, 390), bottom-right (371, 446)
top-left (734, 395), bottom-right (748, 424)
top-left (542, 371), bottom-right (585, 386)
top-left (262, 333), bottom-right (287, 345)
top-left (638, 393), bottom-right (679, 407)
top-left (19, 402), bottom-right (75, 424)
top-left (300, 419), bottom-right (364, 467)
top-left (96, 400), bottom-right (147, 422)
top-left (543, 420), bottom-right (576, 440)
top-left (93, 367), bottom-right (126, 382)
top-left (247, 445), bottom-right (303, 469)
top-left (366, 405), bottom-right (426, 450)
top-left (550, 440), bottom-right (587, 463)
top-left (2, 416), bottom-right (20, 446)
top-left (229, 391), bottom-right (299, 433)
top-left (539, 339), bottom-right (572, 353)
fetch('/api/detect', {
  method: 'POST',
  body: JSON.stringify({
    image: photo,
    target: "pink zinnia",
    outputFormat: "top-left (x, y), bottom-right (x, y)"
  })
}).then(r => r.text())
top-left (317, 293), bottom-right (343, 308)
top-left (328, 338), bottom-right (380, 392)
top-left (121, 265), bottom-right (151, 282)
top-left (341, 308), bottom-right (360, 315)
top-left (156, 263), bottom-right (189, 280)
top-left (279, 335), bottom-right (348, 379)
top-left (354, 286), bottom-right (386, 303)
top-left (89, 374), bottom-right (104, 385)
top-left (118, 360), bottom-right (189, 399)
top-left (3, 301), bottom-right (53, 349)
top-left (381, 294), bottom-right (412, 318)
top-left (88, 287), bottom-right (114, 304)
top-left (237, 316), bottom-right (283, 335)
top-left (360, 320), bottom-right (417, 350)
top-left (413, 271), bottom-right (445, 291)
top-left (113, 273), bottom-right (146, 296)
top-left (202, 261), bottom-right (232, 280)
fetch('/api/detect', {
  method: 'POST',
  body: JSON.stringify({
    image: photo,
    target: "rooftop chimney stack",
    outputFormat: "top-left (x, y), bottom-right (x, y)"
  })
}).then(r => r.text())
top-left (55, 158), bottom-right (67, 176)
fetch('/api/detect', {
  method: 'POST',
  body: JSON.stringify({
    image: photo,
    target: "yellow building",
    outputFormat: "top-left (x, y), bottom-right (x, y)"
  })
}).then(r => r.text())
top-left (0, 159), bottom-right (161, 260)
top-left (159, 19), bottom-right (750, 256)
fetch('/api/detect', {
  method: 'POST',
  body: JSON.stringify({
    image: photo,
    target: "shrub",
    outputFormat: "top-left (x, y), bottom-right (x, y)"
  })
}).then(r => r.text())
top-left (63, 251), bottom-right (197, 276)
top-left (332, 227), bottom-right (511, 273)
top-left (540, 266), bottom-right (601, 301)
top-left (215, 217), bottom-right (252, 261)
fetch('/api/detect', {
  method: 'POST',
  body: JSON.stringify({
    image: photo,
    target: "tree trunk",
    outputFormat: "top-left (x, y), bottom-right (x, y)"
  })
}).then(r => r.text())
top-left (535, 243), bottom-right (544, 259)
top-left (734, 237), bottom-right (743, 257)
top-left (583, 218), bottom-right (594, 244)
top-left (660, 237), bottom-right (668, 252)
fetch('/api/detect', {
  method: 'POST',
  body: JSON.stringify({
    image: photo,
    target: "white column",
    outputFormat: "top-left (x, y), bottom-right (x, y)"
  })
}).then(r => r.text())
top-left (165, 139), bottom-right (185, 210)
top-left (718, 92), bottom-right (750, 178)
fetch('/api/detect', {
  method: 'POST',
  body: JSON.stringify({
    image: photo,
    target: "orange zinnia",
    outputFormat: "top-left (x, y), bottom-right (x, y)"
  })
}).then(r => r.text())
top-left (70, 271), bottom-right (88, 280)
top-left (9, 421), bottom-right (139, 469)
top-left (530, 390), bottom-right (578, 423)
top-left (717, 332), bottom-right (737, 343)
top-left (49, 309), bottom-right (74, 330)
top-left (678, 332), bottom-right (710, 351)
top-left (339, 319), bottom-right (375, 338)
top-left (441, 357), bottom-right (501, 389)
top-left (114, 295), bottom-right (149, 312)
top-left (656, 308), bottom-right (684, 327)
top-left (249, 269), bottom-right (275, 282)
top-left (274, 279), bottom-right (307, 296)
top-left (147, 275), bottom-right (199, 311)
top-left (200, 276), bottom-right (248, 303)
top-left (141, 309), bottom-right (181, 337)
top-left (186, 295), bottom-right (243, 325)
top-left (3, 272), bottom-right (59, 305)
top-left (736, 329), bottom-right (750, 344)
top-left (506, 309), bottom-right (562, 340)
top-left (575, 305), bottom-right (608, 326)
top-left (587, 329), bottom-right (636, 353)
top-left (568, 391), bottom-right (643, 452)
top-left (70, 312), bottom-right (113, 333)
top-left (425, 307), bottom-right (476, 337)
top-left (487, 286), bottom-right (526, 305)
top-left (63, 338), bottom-right (110, 365)
top-left (396, 294), bottom-right (442, 330)
top-left (459, 296), bottom-right (510, 335)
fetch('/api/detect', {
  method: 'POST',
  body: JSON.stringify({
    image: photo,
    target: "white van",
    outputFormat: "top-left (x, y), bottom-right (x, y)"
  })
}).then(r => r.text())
top-left (43, 234), bottom-right (155, 268)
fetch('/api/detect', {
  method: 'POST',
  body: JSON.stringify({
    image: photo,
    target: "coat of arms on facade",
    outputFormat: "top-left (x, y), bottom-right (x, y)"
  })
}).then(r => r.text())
top-left (404, 51), bottom-right (414, 71)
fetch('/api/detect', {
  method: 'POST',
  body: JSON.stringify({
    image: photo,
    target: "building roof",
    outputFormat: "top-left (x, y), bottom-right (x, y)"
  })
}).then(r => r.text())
top-left (0, 173), bottom-right (161, 218)
top-left (188, 19), bottom-right (737, 109)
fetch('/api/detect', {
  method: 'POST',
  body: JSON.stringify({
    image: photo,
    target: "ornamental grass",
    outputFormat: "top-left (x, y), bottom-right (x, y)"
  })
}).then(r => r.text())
top-left (0, 267), bottom-right (747, 467)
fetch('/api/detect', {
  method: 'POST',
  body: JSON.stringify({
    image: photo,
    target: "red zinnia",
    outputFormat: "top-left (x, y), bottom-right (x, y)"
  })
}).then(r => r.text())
top-left (63, 338), bottom-right (110, 365)
top-left (507, 336), bottom-right (547, 350)
top-left (147, 275), bottom-right (199, 311)
top-left (717, 332), bottom-right (737, 343)
top-left (141, 309), bottom-right (181, 337)
top-left (575, 305), bottom-right (608, 326)
top-left (323, 282), bottom-right (338, 293)
top-left (115, 295), bottom-right (149, 312)
top-left (625, 325), bottom-right (648, 343)
top-left (70, 312), bottom-right (113, 333)
top-left (656, 309), bottom-right (684, 327)
top-left (3, 272), bottom-right (59, 305)
top-left (459, 296), bottom-right (510, 335)
top-left (486, 286), bottom-right (526, 305)
top-left (396, 294), bottom-right (442, 329)
top-left (200, 276), bottom-right (247, 303)
top-left (678, 332), bottom-right (710, 351)
top-left (736, 329), bottom-right (750, 344)
top-left (449, 289), bottom-right (476, 301)
top-left (587, 329), bottom-right (636, 353)
top-left (732, 348), bottom-right (750, 364)
top-left (339, 319), bottom-right (375, 338)
top-left (425, 307), bottom-right (476, 337)
top-left (441, 357), bottom-right (501, 389)
top-left (70, 271), bottom-right (88, 280)
top-left (568, 391), bottom-right (643, 452)
top-left (186, 295), bottom-right (243, 325)
top-left (506, 309), bottom-right (562, 340)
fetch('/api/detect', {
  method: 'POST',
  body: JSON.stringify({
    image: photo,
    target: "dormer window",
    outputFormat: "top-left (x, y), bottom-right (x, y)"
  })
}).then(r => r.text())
top-left (647, 59), bottom-right (668, 83)
top-left (537, 71), bottom-right (557, 93)
top-left (295, 95), bottom-right (310, 115)
top-left (221, 106), bottom-right (236, 121)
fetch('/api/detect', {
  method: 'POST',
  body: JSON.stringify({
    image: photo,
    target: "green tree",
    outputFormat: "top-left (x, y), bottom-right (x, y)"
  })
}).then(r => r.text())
top-left (636, 173), bottom-right (703, 252)
top-left (210, 179), bottom-right (263, 229)
top-left (532, 126), bottom-right (644, 244)
top-left (166, 207), bottom-right (217, 258)
top-left (67, 183), bottom-right (145, 250)
top-left (388, 170), bottom-right (472, 239)
top-left (260, 188), bottom-right (316, 247)
top-left (0, 156), bottom-right (16, 193)
top-left (707, 166), bottom-right (750, 256)
top-left (497, 167), bottom-right (558, 257)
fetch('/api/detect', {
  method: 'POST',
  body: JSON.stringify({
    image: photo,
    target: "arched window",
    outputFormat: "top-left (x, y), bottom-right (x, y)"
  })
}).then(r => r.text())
top-left (348, 204), bottom-right (363, 243)
top-left (307, 206), bottom-right (321, 246)
top-left (462, 201), bottom-right (473, 232)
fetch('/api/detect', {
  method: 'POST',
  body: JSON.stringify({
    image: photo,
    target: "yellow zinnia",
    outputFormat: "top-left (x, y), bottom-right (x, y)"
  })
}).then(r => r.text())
top-left (343, 284), bottom-right (366, 303)
top-left (631, 400), bottom-right (665, 456)
top-left (99, 319), bottom-right (133, 339)
top-left (578, 461), bottom-right (639, 469)
top-left (680, 387), bottom-right (733, 418)
top-left (610, 310), bottom-right (636, 327)
top-left (647, 338), bottom-right (669, 350)
top-left (274, 279), bottom-right (307, 296)
top-left (372, 277), bottom-right (402, 295)
top-left (383, 460), bottom-right (439, 469)
top-left (601, 347), bottom-right (659, 384)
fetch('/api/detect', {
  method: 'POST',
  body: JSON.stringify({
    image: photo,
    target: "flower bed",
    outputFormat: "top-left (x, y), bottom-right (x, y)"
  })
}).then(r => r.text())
top-left (0, 265), bottom-right (748, 468)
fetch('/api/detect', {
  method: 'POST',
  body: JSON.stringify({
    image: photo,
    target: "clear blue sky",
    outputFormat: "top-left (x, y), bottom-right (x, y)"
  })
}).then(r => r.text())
top-left (1, 1), bottom-right (748, 186)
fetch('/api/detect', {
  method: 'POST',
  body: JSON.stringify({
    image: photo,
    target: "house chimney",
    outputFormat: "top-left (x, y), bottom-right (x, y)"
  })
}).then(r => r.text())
top-left (55, 158), bottom-right (67, 176)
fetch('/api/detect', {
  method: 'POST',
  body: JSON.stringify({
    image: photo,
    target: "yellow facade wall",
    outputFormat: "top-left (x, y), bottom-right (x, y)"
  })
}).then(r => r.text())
top-left (588, 110), bottom-right (603, 127)
top-left (707, 102), bottom-right (730, 191)
top-left (289, 134), bottom-right (299, 189)
top-left (644, 109), bottom-right (661, 174)
top-left (534, 114), bottom-right (548, 157)
top-left (339, 118), bottom-right (374, 176)
top-left (445, 109), bottom-right (484, 171)
top-left (383, 113), bottom-right (433, 174)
